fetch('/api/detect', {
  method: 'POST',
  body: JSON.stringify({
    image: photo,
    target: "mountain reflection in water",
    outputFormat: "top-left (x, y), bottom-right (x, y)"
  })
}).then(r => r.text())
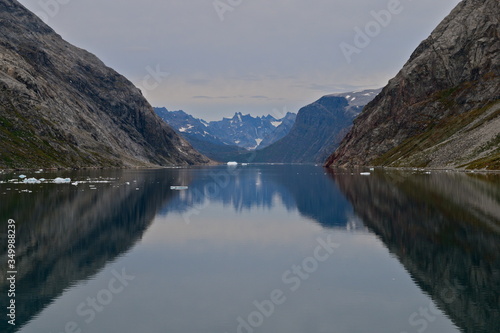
top-left (330, 170), bottom-right (500, 333)
top-left (0, 166), bottom-right (498, 333)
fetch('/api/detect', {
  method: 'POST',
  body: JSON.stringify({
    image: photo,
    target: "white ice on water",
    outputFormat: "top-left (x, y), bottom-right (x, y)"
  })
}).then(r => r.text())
top-left (24, 178), bottom-right (41, 184)
top-left (53, 177), bottom-right (71, 184)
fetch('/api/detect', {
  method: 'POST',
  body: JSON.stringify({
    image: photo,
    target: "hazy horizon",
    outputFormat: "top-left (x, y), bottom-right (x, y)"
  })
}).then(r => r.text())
top-left (19, 0), bottom-right (461, 120)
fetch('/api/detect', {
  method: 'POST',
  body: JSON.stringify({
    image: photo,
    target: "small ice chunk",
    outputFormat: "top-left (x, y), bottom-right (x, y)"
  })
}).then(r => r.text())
top-left (360, 172), bottom-right (371, 176)
top-left (227, 161), bottom-right (238, 166)
top-left (19, 175), bottom-right (27, 179)
top-left (241, 163), bottom-right (249, 166)
top-left (53, 177), bottom-right (71, 184)
top-left (72, 182), bottom-right (79, 186)
top-left (170, 186), bottom-right (188, 190)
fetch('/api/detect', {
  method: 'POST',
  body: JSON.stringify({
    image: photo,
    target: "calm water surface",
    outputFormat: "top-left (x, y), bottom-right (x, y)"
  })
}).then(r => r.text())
top-left (0, 165), bottom-right (498, 333)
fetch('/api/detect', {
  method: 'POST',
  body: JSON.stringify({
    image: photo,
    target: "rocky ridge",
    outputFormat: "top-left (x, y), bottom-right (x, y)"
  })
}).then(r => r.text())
top-left (0, 0), bottom-right (210, 169)
top-left (326, 0), bottom-right (500, 170)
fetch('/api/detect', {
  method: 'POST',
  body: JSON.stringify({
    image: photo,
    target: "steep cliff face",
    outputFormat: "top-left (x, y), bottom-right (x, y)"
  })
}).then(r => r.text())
top-left (326, 0), bottom-right (500, 170)
top-left (0, 0), bottom-right (210, 168)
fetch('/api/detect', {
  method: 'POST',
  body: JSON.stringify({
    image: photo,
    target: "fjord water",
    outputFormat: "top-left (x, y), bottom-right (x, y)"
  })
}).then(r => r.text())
top-left (0, 165), bottom-right (498, 333)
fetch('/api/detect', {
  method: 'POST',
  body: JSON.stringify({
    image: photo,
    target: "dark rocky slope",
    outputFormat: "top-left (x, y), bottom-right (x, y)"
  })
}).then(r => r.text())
top-left (0, 0), bottom-right (210, 168)
top-left (326, 0), bottom-right (500, 170)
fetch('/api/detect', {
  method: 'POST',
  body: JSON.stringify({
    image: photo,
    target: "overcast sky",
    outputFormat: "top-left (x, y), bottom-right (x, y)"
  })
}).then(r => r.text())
top-left (19, 0), bottom-right (461, 120)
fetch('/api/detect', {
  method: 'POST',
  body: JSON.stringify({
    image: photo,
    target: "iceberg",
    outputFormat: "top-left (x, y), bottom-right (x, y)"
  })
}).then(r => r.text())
top-left (18, 174), bottom-right (27, 179)
top-left (227, 161), bottom-right (238, 166)
top-left (360, 172), bottom-right (371, 176)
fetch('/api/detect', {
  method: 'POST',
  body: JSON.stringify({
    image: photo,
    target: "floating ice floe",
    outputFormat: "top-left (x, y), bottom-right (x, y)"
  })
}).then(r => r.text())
top-left (241, 163), bottom-right (249, 166)
top-left (360, 172), bottom-right (371, 176)
top-left (170, 186), bottom-right (188, 191)
top-left (18, 175), bottom-right (27, 179)
top-left (53, 177), bottom-right (71, 184)
top-left (227, 161), bottom-right (238, 166)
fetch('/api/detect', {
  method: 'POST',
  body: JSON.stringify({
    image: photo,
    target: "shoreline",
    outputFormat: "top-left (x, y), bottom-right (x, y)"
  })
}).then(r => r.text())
top-left (1, 163), bottom-right (499, 174)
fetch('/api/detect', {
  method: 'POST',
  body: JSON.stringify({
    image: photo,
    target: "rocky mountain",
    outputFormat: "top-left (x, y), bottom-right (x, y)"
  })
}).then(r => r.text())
top-left (210, 112), bottom-right (297, 150)
top-left (326, 0), bottom-right (500, 170)
top-left (234, 89), bottom-right (380, 163)
top-left (0, 0), bottom-right (210, 169)
top-left (155, 107), bottom-right (297, 161)
top-left (155, 108), bottom-right (226, 147)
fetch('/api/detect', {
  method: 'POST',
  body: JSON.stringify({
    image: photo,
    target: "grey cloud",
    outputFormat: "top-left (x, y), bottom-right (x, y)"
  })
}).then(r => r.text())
top-left (18, 0), bottom-right (462, 119)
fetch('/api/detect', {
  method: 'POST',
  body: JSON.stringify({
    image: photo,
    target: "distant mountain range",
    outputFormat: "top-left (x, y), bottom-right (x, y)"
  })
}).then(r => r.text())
top-left (157, 89), bottom-right (380, 163)
top-left (0, 0), bottom-right (209, 169)
top-left (155, 108), bottom-right (297, 161)
top-left (326, 0), bottom-right (499, 170)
